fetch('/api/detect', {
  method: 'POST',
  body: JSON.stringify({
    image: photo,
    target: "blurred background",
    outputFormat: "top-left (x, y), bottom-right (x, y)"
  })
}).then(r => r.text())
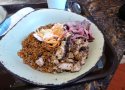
top-left (0, 0), bottom-right (45, 5)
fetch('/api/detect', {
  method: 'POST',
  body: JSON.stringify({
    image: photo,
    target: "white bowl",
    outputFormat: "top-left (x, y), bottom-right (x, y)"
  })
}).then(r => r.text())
top-left (0, 9), bottom-right (104, 87)
top-left (0, 6), bottom-right (7, 24)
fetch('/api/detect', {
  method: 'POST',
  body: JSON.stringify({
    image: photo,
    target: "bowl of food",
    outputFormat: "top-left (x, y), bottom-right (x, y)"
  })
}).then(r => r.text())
top-left (0, 6), bottom-right (7, 24)
top-left (0, 9), bottom-right (104, 87)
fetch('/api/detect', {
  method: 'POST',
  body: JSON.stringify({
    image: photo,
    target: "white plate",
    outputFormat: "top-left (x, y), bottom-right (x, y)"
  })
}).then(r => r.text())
top-left (0, 9), bottom-right (104, 86)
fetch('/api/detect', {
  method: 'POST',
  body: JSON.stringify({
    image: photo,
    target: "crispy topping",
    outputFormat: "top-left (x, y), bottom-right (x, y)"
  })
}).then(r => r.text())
top-left (33, 23), bottom-right (65, 47)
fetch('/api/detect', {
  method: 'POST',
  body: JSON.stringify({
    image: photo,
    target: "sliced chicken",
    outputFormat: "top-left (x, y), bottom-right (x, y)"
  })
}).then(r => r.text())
top-left (66, 58), bottom-right (74, 63)
top-left (74, 51), bottom-right (83, 61)
top-left (81, 57), bottom-right (86, 65)
top-left (51, 56), bottom-right (59, 65)
top-left (68, 52), bottom-right (74, 59)
top-left (75, 38), bottom-right (83, 45)
top-left (35, 57), bottom-right (44, 67)
top-left (53, 59), bottom-right (59, 65)
top-left (58, 63), bottom-right (73, 70)
top-left (71, 62), bottom-right (81, 72)
top-left (55, 41), bottom-right (66, 59)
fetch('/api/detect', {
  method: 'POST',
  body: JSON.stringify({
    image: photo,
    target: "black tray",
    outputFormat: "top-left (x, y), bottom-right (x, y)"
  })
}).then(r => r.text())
top-left (0, 2), bottom-right (119, 89)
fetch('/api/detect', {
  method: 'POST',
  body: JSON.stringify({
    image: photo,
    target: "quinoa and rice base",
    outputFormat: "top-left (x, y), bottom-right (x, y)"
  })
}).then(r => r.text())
top-left (18, 20), bottom-right (94, 73)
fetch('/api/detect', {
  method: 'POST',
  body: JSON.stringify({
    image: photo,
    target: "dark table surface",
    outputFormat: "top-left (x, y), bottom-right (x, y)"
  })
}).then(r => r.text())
top-left (0, 0), bottom-right (125, 90)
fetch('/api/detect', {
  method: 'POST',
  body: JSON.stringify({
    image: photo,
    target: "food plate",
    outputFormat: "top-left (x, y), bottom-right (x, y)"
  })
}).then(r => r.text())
top-left (0, 9), bottom-right (104, 86)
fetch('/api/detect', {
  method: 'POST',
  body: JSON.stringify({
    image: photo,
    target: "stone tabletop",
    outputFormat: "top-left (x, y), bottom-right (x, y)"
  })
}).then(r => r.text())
top-left (80, 0), bottom-right (125, 60)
